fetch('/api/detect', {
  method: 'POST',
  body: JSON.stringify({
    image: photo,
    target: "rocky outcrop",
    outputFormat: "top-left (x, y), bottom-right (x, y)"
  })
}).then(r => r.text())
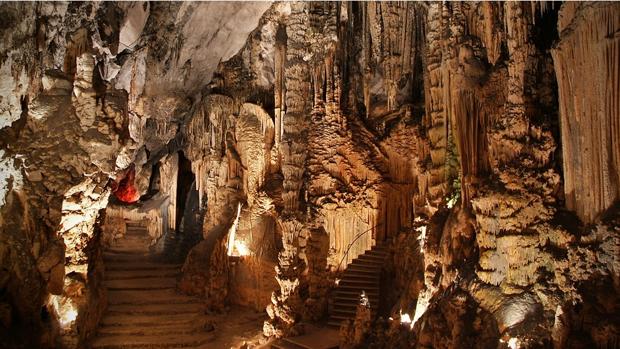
top-left (1, 2), bottom-right (618, 348)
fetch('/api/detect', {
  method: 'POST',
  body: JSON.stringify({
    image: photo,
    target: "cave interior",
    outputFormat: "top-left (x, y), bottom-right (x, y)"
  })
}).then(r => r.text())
top-left (0, 1), bottom-right (619, 349)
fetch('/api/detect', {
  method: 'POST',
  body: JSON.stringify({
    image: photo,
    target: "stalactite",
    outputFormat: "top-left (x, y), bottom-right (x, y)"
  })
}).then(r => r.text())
top-left (274, 23), bottom-right (287, 149)
top-left (451, 91), bottom-right (489, 206)
top-left (159, 153), bottom-right (178, 231)
top-left (481, 2), bottom-right (503, 65)
top-left (552, 2), bottom-right (620, 223)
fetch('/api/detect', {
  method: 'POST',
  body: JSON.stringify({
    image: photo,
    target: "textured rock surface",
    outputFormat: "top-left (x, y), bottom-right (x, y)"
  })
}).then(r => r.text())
top-left (1, 1), bottom-right (619, 348)
top-left (552, 2), bottom-right (620, 224)
top-left (0, 2), bottom-right (270, 347)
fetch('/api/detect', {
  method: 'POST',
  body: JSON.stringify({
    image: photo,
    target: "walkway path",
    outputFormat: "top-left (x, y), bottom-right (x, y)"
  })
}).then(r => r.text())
top-left (91, 221), bottom-right (213, 348)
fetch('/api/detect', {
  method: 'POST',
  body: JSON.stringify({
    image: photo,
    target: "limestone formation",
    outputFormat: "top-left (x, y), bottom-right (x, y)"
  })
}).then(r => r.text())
top-left (0, 2), bottom-right (618, 349)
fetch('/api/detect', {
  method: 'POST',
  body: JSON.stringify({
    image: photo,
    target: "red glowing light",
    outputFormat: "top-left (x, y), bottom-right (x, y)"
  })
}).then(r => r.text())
top-left (112, 164), bottom-right (140, 203)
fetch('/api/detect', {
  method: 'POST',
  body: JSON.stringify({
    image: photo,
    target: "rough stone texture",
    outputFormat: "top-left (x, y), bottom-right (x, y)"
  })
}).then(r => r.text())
top-left (0, 2), bottom-right (270, 347)
top-left (1, 2), bottom-right (619, 348)
top-left (552, 2), bottom-right (620, 224)
top-left (264, 218), bottom-right (306, 338)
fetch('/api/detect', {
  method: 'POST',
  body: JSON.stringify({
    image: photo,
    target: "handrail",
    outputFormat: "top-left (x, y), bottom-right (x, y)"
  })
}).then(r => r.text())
top-left (335, 222), bottom-right (385, 272)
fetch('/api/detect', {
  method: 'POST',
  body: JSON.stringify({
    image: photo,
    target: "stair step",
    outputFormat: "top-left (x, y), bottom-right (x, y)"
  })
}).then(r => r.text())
top-left (124, 231), bottom-right (149, 237)
top-left (109, 241), bottom-right (150, 249)
top-left (94, 220), bottom-right (214, 348)
top-left (106, 268), bottom-right (179, 280)
top-left (329, 314), bottom-right (354, 321)
top-left (107, 289), bottom-right (198, 305)
top-left (104, 277), bottom-right (177, 291)
top-left (124, 229), bottom-right (147, 233)
top-left (361, 250), bottom-right (388, 256)
top-left (344, 263), bottom-right (381, 274)
top-left (90, 332), bottom-right (213, 349)
top-left (100, 313), bottom-right (201, 328)
top-left (97, 323), bottom-right (205, 337)
top-left (342, 267), bottom-right (381, 276)
top-left (331, 308), bottom-right (375, 317)
top-left (335, 285), bottom-right (379, 294)
top-left (346, 262), bottom-right (382, 270)
top-left (356, 254), bottom-right (387, 262)
top-left (111, 238), bottom-right (148, 245)
top-left (112, 237), bottom-right (150, 246)
top-left (366, 248), bottom-right (388, 254)
top-left (107, 247), bottom-right (150, 255)
top-left (105, 262), bottom-right (182, 272)
top-left (328, 315), bottom-right (355, 324)
top-left (327, 320), bottom-right (344, 328)
top-left (328, 245), bottom-right (387, 333)
top-left (125, 227), bottom-right (146, 231)
top-left (340, 273), bottom-right (379, 281)
top-left (334, 295), bottom-right (379, 305)
top-left (333, 289), bottom-right (379, 299)
top-left (124, 229), bottom-right (148, 234)
top-left (350, 258), bottom-right (383, 267)
top-left (338, 279), bottom-right (378, 287)
top-left (103, 252), bottom-right (152, 263)
top-left (107, 303), bottom-right (203, 316)
top-left (333, 302), bottom-right (378, 311)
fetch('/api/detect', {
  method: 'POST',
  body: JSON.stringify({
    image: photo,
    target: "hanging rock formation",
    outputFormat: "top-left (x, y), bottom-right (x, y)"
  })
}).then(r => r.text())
top-left (0, 1), bottom-right (619, 349)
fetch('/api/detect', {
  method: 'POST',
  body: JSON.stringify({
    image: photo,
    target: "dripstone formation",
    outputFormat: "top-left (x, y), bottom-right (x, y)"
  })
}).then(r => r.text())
top-left (0, 2), bottom-right (618, 349)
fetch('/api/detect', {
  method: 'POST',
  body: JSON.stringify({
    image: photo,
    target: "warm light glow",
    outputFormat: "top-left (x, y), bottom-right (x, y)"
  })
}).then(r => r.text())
top-left (499, 337), bottom-right (521, 349)
top-left (234, 240), bottom-right (250, 256)
top-left (507, 337), bottom-right (520, 349)
top-left (49, 295), bottom-right (78, 329)
top-left (359, 291), bottom-right (370, 307)
top-left (446, 193), bottom-right (458, 208)
top-left (416, 225), bottom-right (427, 254)
top-left (412, 289), bottom-right (431, 326)
top-left (226, 203), bottom-right (243, 256)
top-left (400, 310), bottom-right (412, 326)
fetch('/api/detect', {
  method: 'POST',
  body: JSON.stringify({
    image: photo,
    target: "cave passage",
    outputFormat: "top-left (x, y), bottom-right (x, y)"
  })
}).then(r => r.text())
top-left (175, 151), bottom-right (196, 234)
top-left (0, 2), bottom-right (618, 349)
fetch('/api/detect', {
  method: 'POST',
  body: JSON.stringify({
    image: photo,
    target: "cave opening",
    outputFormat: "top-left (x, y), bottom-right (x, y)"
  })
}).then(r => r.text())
top-left (175, 151), bottom-right (195, 234)
top-left (170, 151), bottom-right (201, 262)
top-left (1, 2), bottom-right (619, 349)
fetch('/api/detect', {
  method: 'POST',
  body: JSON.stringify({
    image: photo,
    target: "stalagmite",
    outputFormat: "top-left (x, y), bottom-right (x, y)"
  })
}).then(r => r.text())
top-left (0, 2), bottom-right (618, 348)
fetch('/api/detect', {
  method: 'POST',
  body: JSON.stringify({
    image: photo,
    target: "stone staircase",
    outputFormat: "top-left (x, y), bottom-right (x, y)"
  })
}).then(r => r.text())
top-left (91, 221), bottom-right (212, 348)
top-left (327, 244), bottom-right (388, 328)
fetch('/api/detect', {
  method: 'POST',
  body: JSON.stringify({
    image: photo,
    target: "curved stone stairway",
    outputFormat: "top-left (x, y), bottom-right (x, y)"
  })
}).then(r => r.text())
top-left (91, 221), bottom-right (212, 349)
top-left (326, 244), bottom-right (388, 328)
top-left (270, 244), bottom-right (388, 349)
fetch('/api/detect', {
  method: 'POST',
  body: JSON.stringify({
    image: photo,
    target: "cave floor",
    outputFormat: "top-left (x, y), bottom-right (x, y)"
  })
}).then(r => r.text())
top-left (272, 325), bottom-right (340, 349)
top-left (90, 223), bottom-right (269, 348)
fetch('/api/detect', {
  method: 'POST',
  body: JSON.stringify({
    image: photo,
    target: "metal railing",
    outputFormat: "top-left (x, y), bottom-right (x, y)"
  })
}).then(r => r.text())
top-left (335, 222), bottom-right (385, 272)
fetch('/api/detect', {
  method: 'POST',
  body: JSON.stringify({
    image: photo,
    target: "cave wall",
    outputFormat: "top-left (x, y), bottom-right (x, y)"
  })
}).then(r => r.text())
top-left (552, 2), bottom-right (620, 224)
top-left (203, 1), bottom-right (618, 346)
top-left (0, 2), bottom-right (270, 347)
top-left (0, 1), bottom-right (618, 348)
